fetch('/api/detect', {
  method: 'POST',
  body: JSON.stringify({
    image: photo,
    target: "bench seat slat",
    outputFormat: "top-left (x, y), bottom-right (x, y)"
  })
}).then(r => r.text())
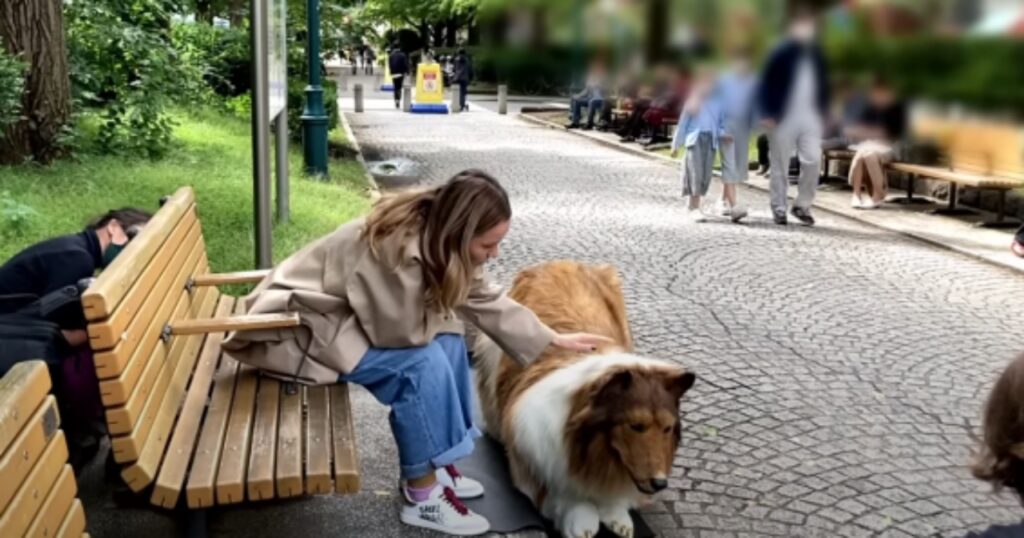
top-left (0, 361), bottom-right (51, 457)
top-left (247, 377), bottom-right (280, 501)
top-left (185, 345), bottom-right (241, 508)
top-left (305, 386), bottom-right (333, 495)
top-left (88, 208), bottom-right (197, 350)
top-left (192, 270), bottom-right (271, 287)
top-left (82, 187), bottom-right (194, 321)
top-left (330, 384), bottom-right (360, 494)
top-left (215, 363), bottom-right (259, 504)
top-left (0, 431), bottom-right (68, 536)
top-left (122, 286), bottom-right (219, 491)
top-left (55, 499), bottom-right (85, 538)
top-left (151, 295), bottom-right (235, 509)
top-left (275, 382), bottom-right (304, 498)
top-left (889, 162), bottom-right (1024, 189)
top-left (0, 396), bottom-right (60, 512)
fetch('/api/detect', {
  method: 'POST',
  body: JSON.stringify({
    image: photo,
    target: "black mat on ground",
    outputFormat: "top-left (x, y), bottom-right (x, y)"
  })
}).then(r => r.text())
top-left (459, 434), bottom-right (655, 537)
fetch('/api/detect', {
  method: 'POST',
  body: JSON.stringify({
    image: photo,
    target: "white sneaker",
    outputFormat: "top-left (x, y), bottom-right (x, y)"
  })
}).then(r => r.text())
top-left (729, 205), bottom-right (748, 223)
top-left (860, 198), bottom-right (879, 210)
top-left (714, 199), bottom-right (730, 217)
top-left (437, 465), bottom-right (484, 499)
top-left (400, 485), bottom-right (490, 536)
top-left (851, 195), bottom-right (863, 208)
top-left (686, 208), bottom-right (706, 223)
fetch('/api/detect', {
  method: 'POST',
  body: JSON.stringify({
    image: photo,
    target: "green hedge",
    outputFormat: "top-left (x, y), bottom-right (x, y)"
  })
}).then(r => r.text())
top-left (826, 37), bottom-right (1024, 116)
top-left (0, 49), bottom-right (26, 133)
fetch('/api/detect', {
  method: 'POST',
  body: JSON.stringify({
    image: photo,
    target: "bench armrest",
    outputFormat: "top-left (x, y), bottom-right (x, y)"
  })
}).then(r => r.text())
top-left (191, 270), bottom-right (272, 287)
top-left (168, 313), bottom-right (300, 336)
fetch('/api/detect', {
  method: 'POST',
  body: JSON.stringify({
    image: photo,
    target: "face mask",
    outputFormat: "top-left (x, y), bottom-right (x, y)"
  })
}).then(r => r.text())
top-left (102, 242), bottom-right (126, 268)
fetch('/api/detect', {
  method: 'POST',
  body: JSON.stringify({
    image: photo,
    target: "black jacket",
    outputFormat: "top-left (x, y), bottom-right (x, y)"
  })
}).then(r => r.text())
top-left (0, 230), bottom-right (102, 298)
top-left (757, 39), bottom-right (830, 122)
top-left (454, 54), bottom-right (473, 84)
top-left (389, 50), bottom-right (410, 77)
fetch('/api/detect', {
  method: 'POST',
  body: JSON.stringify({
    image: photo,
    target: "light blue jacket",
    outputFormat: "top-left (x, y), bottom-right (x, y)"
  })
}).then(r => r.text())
top-left (671, 99), bottom-right (724, 152)
top-left (714, 70), bottom-right (758, 134)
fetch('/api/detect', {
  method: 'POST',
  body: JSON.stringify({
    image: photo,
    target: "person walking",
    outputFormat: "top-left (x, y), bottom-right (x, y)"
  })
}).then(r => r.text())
top-left (453, 48), bottom-right (473, 112)
top-left (757, 4), bottom-right (830, 226)
top-left (713, 46), bottom-right (758, 222)
top-left (222, 170), bottom-right (611, 535)
top-left (389, 44), bottom-right (410, 109)
top-left (363, 47), bottom-right (376, 75)
top-left (670, 68), bottom-right (723, 223)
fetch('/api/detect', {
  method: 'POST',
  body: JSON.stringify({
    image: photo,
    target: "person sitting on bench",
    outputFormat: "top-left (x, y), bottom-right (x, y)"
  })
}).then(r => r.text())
top-left (566, 58), bottom-right (609, 130)
top-left (846, 75), bottom-right (906, 209)
top-left (222, 170), bottom-right (610, 536)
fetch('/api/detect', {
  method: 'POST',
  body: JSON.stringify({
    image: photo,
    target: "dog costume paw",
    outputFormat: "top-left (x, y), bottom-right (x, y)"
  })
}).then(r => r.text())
top-left (561, 502), bottom-right (600, 538)
top-left (599, 505), bottom-right (634, 538)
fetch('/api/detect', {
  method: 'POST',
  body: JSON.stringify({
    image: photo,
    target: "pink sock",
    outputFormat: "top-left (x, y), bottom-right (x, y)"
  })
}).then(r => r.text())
top-left (406, 482), bottom-right (437, 502)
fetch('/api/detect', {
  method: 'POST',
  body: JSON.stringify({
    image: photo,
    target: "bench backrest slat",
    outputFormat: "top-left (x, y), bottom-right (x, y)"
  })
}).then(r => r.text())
top-left (912, 116), bottom-right (1024, 178)
top-left (0, 361), bottom-right (51, 456)
top-left (82, 187), bottom-right (194, 321)
top-left (0, 432), bottom-right (69, 537)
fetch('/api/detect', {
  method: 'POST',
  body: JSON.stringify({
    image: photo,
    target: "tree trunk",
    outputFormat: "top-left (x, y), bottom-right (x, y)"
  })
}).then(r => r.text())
top-left (196, 0), bottom-right (213, 24)
top-left (445, 16), bottom-right (457, 47)
top-left (645, 0), bottom-right (668, 64)
top-left (0, 0), bottom-right (71, 165)
top-left (229, 0), bottom-right (245, 27)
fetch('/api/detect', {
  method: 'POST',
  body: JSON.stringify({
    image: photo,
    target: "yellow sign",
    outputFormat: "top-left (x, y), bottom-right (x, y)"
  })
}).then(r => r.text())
top-left (380, 59), bottom-right (393, 90)
top-left (414, 63), bottom-right (445, 104)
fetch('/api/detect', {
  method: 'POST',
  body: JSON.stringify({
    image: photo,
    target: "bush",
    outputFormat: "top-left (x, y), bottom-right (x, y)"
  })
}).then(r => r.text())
top-left (171, 22), bottom-right (251, 97)
top-left (66, 0), bottom-right (188, 158)
top-left (826, 36), bottom-right (1024, 116)
top-left (472, 47), bottom-right (573, 96)
top-left (0, 50), bottom-right (26, 134)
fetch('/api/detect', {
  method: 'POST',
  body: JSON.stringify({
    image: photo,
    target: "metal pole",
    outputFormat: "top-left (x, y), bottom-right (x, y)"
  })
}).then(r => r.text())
top-left (251, 0), bottom-right (272, 268)
top-left (354, 83), bottom-right (364, 113)
top-left (450, 85), bottom-right (460, 114)
top-left (301, 0), bottom-right (328, 177)
top-left (498, 85), bottom-right (507, 115)
top-left (402, 85), bottom-right (412, 112)
top-left (275, 112), bottom-right (290, 222)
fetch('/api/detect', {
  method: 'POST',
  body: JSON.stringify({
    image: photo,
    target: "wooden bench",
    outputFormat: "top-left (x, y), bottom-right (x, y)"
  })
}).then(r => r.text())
top-left (887, 118), bottom-right (1024, 227)
top-left (82, 187), bottom-right (359, 523)
top-left (1, 361), bottom-right (89, 538)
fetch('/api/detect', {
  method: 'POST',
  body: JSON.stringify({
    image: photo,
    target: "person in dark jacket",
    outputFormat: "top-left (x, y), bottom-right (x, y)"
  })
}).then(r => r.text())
top-left (389, 45), bottom-right (410, 109)
top-left (453, 48), bottom-right (473, 112)
top-left (757, 4), bottom-right (830, 226)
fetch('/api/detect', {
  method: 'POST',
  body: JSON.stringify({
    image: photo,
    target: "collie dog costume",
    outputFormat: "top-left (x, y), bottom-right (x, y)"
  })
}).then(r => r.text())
top-left (475, 261), bottom-right (696, 538)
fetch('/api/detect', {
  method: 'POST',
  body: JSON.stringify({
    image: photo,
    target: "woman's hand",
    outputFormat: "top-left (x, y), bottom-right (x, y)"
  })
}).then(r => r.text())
top-left (552, 332), bottom-right (614, 353)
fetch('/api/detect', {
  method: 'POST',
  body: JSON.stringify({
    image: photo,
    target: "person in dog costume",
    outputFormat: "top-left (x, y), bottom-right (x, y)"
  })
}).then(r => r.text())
top-left (223, 169), bottom-right (609, 535)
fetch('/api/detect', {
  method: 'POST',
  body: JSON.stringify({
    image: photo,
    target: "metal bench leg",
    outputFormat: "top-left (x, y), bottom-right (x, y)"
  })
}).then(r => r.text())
top-left (889, 172), bottom-right (931, 205)
top-left (931, 182), bottom-right (975, 216)
top-left (978, 189), bottom-right (1022, 229)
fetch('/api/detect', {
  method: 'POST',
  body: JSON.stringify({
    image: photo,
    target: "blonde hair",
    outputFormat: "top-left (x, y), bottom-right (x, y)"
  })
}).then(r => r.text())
top-left (972, 352), bottom-right (1024, 502)
top-left (362, 169), bottom-right (511, 312)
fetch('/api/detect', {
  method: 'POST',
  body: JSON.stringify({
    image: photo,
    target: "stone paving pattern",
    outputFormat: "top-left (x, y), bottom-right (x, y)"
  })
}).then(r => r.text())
top-left (348, 105), bottom-right (1024, 538)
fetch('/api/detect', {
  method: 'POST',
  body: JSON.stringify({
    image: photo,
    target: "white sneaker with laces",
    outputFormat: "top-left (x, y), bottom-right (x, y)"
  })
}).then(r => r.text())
top-left (437, 465), bottom-right (484, 499)
top-left (400, 485), bottom-right (490, 536)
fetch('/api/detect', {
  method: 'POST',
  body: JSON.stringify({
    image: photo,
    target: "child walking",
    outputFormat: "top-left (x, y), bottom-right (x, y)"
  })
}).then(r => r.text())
top-left (671, 68), bottom-right (723, 223)
top-left (713, 46), bottom-right (758, 222)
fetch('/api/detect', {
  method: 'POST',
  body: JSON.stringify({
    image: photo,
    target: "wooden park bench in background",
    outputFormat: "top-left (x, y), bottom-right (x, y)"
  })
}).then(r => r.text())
top-left (82, 187), bottom-right (359, 530)
top-left (0, 361), bottom-right (89, 538)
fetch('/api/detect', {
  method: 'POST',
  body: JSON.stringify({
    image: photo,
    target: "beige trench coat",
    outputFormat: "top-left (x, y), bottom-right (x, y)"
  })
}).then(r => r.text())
top-left (221, 217), bottom-right (556, 385)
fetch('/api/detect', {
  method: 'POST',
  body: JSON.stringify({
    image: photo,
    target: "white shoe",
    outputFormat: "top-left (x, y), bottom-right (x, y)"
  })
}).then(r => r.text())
top-left (729, 205), bottom-right (748, 223)
top-left (686, 208), bottom-right (706, 223)
top-left (860, 198), bottom-right (879, 210)
top-left (714, 199), bottom-right (730, 217)
top-left (851, 195), bottom-right (863, 208)
top-left (437, 465), bottom-right (484, 499)
top-left (400, 485), bottom-right (491, 536)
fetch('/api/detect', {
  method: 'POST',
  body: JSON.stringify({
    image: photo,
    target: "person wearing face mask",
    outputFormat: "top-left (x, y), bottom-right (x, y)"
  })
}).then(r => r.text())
top-left (222, 170), bottom-right (610, 535)
top-left (0, 207), bottom-right (151, 346)
top-left (757, 4), bottom-right (831, 226)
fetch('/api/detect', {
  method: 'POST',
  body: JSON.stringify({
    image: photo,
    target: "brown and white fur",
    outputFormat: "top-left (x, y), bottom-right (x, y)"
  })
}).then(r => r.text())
top-left (473, 261), bottom-right (696, 538)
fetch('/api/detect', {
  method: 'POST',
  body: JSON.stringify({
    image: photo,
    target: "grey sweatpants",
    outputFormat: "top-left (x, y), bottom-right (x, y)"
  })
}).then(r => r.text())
top-left (768, 118), bottom-right (822, 214)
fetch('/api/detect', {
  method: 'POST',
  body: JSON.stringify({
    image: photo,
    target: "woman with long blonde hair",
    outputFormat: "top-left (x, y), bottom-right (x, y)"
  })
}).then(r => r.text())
top-left (223, 170), bottom-right (608, 534)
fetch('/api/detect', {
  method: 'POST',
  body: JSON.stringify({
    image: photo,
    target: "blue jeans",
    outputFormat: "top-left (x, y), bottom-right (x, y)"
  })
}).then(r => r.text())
top-left (340, 334), bottom-right (481, 479)
top-left (571, 97), bottom-right (604, 126)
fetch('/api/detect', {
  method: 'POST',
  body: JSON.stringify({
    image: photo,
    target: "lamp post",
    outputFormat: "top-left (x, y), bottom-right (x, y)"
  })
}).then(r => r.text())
top-left (301, 0), bottom-right (328, 177)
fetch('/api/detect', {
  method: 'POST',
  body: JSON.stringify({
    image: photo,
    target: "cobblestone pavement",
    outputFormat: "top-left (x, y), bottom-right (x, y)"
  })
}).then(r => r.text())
top-left (347, 106), bottom-right (1024, 538)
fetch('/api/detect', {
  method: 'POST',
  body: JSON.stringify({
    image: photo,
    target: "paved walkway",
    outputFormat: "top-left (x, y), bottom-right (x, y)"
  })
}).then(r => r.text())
top-left (342, 78), bottom-right (1024, 537)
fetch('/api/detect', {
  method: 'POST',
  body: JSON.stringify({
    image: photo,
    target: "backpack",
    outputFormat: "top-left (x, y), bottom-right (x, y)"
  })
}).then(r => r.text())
top-left (0, 284), bottom-right (83, 376)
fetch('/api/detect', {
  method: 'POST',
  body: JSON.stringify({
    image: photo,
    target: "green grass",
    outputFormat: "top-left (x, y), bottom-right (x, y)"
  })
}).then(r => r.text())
top-left (0, 109), bottom-right (371, 277)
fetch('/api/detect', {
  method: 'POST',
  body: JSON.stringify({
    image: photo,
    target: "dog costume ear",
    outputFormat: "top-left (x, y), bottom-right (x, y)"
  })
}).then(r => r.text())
top-left (663, 369), bottom-right (696, 401)
top-left (599, 369), bottom-right (634, 396)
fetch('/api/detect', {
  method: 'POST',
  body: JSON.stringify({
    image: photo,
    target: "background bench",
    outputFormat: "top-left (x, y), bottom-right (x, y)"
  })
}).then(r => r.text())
top-left (1, 361), bottom-right (89, 538)
top-left (82, 187), bottom-right (359, 523)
